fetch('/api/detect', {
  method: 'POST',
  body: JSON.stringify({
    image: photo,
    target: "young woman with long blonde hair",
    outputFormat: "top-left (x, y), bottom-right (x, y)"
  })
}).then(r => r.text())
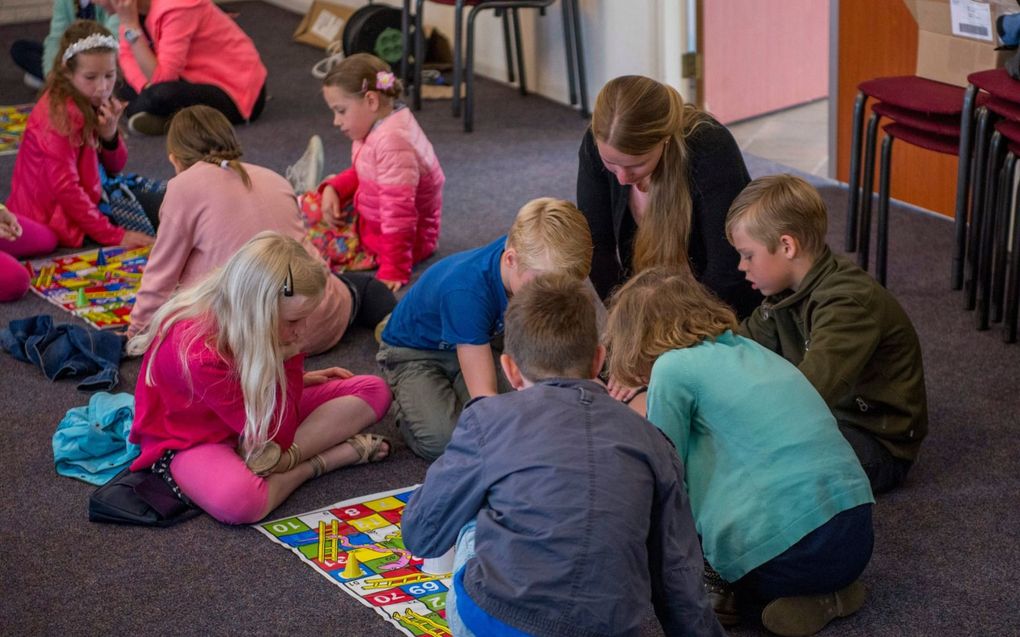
top-left (577, 75), bottom-right (759, 318)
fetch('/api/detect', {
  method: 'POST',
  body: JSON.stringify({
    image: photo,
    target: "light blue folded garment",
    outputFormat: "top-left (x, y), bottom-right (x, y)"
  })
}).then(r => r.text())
top-left (53, 392), bottom-right (140, 485)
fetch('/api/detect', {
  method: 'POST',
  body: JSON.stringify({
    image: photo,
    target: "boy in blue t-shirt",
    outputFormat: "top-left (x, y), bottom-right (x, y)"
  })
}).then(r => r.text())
top-left (402, 274), bottom-right (724, 637)
top-left (377, 198), bottom-right (593, 460)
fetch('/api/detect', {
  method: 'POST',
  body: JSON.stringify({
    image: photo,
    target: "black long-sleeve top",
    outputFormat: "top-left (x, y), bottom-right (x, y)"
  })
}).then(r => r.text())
top-left (576, 124), bottom-right (762, 318)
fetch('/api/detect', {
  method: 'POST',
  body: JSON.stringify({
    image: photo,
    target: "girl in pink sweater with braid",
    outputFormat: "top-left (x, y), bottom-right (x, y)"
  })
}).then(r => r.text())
top-left (301, 54), bottom-right (445, 292)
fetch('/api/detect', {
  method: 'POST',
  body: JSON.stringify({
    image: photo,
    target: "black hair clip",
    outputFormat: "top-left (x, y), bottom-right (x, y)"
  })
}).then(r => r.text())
top-left (282, 263), bottom-right (294, 297)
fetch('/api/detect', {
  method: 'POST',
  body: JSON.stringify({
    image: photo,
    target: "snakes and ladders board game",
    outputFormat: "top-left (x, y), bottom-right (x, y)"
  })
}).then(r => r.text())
top-left (28, 246), bottom-right (150, 330)
top-left (255, 485), bottom-right (453, 637)
top-left (0, 104), bottom-right (32, 156)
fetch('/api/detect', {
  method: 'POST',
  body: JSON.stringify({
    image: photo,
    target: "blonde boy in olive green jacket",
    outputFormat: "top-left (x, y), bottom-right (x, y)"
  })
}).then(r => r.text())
top-left (726, 174), bottom-right (927, 494)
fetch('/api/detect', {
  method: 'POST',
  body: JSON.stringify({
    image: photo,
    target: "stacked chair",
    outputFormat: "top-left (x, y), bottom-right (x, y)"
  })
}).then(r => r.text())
top-left (411, 0), bottom-right (588, 132)
top-left (958, 69), bottom-right (1020, 341)
top-left (844, 76), bottom-right (977, 288)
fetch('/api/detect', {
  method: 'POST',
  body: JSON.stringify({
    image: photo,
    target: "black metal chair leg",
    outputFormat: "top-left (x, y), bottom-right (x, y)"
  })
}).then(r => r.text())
top-left (465, 3), bottom-right (480, 132)
top-left (561, 0), bottom-right (578, 106)
top-left (501, 10), bottom-right (515, 83)
top-left (952, 83), bottom-right (979, 289)
top-left (452, 0), bottom-right (465, 118)
top-left (413, 0), bottom-right (426, 111)
top-left (858, 112), bottom-right (881, 271)
top-left (569, 0), bottom-right (589, 117)
top-left (966, 107), bottom-right (993, 310)
top-left (991, 152), bottom-right (1015, 324)
top-left (876, 134), bottom-right (894, 287)
top-left (976, 130), bottom-right (1005, 330)
top-left (401, 0), bottom-right (411, 91)
top-left (1004, 187), bottom-right (1020, 342)
top-left (847, 91), bottom-right (867, 253)
top-left (512, 9), bottom-right (527, 95)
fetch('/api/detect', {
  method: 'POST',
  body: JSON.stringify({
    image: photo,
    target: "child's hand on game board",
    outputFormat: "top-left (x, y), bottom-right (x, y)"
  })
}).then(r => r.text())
top-left (320, 185), bottom-right (342, 227)
top-left (119, 230), bottom-right (154, 248)
top-left (0, 205), bottom-right (23, 242)
top-left (97, 97), bottom-right (126, 144)
top-left (304, 367), bottom-right (354, 386)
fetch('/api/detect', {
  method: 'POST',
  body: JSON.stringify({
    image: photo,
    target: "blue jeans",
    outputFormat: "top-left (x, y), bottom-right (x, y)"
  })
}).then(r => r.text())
top-left (446, 521), bottom-right (533, 637)
top-left (445, 521), bottom-right (477, 637)
top-left (736, 504), bottom-right (874, 601)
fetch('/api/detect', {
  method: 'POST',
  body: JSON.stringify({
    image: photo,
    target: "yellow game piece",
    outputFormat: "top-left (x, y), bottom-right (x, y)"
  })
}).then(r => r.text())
top-left (342, 551), bottom-right (363, 578)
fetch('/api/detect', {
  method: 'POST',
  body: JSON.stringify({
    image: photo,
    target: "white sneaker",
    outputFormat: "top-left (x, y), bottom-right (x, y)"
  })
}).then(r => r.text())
top-left (285, 134), bottom-right (325, 195)
top-left (312, 40), bottom-right (344, 80)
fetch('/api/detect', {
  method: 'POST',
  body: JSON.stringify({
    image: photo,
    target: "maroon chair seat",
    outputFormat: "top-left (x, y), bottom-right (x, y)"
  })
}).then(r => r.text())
top-left (968, 69), bottom-right (1020, 104)
top-left (872, 102), bottom-right (961, 137)
top-left (859, 75), bottom-right (969, 115)
top-left (884, 122), bottom-right (959, 154)
top-left (986, 96), bottom-right (1020, 121)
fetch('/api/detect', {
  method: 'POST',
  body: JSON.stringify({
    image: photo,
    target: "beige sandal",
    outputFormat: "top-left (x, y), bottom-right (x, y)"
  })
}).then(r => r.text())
top-left (347, 433), bottom-right (390, 465)
top-left (242, 441), bottom-right (281, 477)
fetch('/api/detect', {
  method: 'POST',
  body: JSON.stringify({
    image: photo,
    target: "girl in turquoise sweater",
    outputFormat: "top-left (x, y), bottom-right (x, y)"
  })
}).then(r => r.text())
top-left (605, 266), bottom-right (875, 637)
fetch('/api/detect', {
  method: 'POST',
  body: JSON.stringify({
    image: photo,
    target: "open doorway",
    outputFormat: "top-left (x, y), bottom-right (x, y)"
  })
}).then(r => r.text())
top-left (697, 0), bottom-right (830, 176)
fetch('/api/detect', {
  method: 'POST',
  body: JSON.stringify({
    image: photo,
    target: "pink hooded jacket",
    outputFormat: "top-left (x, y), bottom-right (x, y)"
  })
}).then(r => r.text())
top-left (322, 107), bottom-right (444, 284)
top-left (119, 0), bottom-right (267, 119)
top-left (6, 93), bottom-right (126, 247)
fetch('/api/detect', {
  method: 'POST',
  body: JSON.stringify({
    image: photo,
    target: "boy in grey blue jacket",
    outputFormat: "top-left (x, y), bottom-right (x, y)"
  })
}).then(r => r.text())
top-left (402, 275), bottom-right (723, 637)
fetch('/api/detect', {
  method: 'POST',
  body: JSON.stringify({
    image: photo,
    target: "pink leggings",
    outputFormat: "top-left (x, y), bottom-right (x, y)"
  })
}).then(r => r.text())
top-left (0, 213), bottom-right (58, 302)
top-left (169, 374), bottom-right (391, 524)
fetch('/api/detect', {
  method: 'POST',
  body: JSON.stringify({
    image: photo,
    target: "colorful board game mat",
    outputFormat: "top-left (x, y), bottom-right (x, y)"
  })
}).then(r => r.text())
top-left (28, 246), bottom-right (150, 330)
top-left (256, 485), bottom-right (453, 637)
top-left (0, 104), bottom-right (32, 156)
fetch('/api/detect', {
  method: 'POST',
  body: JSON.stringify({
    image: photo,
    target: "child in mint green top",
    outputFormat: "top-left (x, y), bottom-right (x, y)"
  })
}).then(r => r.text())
top-left (605, 266), bottom-right (874, 637)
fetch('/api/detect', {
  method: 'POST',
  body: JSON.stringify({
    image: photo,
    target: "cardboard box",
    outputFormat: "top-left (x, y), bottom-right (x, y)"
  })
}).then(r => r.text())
top-left (293, 1), bottom-right (354, 50)
top-left (902, 0), bottom-right (1017, 86)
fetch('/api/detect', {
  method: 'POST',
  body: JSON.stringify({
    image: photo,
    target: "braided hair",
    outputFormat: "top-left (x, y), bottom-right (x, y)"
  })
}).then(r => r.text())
top-left (166, 105), bottom-right (252, 188)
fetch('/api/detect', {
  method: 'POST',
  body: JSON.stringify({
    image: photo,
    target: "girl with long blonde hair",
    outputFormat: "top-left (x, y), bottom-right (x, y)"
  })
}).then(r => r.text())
top-left (127, 232), bottom-right (392, 525)
top-left (577, 75), bottom-right (759, 318)
top-left (605, 266), bottom-right (874, 635)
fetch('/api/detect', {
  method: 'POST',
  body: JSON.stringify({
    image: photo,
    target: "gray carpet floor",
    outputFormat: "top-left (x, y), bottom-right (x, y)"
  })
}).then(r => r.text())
top-left (1, 3), bottom-right (1018, 635)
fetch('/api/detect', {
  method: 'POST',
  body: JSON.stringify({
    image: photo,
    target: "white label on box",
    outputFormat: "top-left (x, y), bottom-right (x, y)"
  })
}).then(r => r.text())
top-left (310, 11), bottom-right (346, 44)
top-left (950, 0), bottom-right (993, 41)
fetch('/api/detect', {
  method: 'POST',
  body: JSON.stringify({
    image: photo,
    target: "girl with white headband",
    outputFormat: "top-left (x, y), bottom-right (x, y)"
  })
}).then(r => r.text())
top-left (3, 20), bottom-right (153, 294)
top-left (9, 0), bottom-right (119, 89)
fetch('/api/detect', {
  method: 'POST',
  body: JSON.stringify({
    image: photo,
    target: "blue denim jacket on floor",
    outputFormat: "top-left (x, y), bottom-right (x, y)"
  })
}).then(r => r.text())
top-left (1, 314), bottom-right (123, 391)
